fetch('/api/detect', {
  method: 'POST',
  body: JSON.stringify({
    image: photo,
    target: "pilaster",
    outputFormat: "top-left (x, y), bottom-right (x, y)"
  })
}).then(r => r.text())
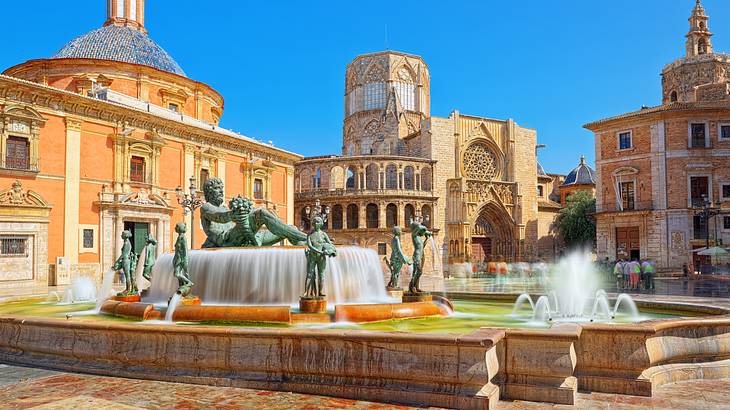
top-left (64, 116), bottom-right (82, 264)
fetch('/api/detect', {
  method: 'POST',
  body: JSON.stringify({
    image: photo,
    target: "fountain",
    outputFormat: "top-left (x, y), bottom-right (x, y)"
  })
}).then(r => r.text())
top-left (59, 277), bottom-right (97, 304)
top-left (512, 251), bottom-right (639, 323)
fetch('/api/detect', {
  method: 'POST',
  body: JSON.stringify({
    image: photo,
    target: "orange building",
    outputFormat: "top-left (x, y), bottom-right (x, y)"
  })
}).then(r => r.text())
top-left (0, 0), bottom-right (300, 291)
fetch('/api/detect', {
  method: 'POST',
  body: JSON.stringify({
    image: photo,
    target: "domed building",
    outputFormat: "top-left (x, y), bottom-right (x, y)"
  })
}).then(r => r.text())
top-left (560, 155), bottom-right (596, 204)
top-left (0, 0), bottom-right (300, 291)
top-left (295, 51), bottom-right (564, 282)
top-left (585, 0), bottom-right (730, 271)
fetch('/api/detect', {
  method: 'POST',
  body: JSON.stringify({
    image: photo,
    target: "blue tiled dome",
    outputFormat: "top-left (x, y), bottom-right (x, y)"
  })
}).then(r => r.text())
top-left (537, 161), bottom-right (548, 177)
top-left (562, 155), bottom-right (596, 186)
top-left (52, 25), bottom-right (186, 77)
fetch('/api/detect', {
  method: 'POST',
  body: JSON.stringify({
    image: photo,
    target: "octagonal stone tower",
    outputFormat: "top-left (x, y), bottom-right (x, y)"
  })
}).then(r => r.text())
top-left (343, 52), bottom-right (430, 156)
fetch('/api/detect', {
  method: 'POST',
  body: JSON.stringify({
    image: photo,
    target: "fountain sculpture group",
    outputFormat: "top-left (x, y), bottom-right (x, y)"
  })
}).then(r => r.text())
top-left (106, 177), bottom-right (440, 318)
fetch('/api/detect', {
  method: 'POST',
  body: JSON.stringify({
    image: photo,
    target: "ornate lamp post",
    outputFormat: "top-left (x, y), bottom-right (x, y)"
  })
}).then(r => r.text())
top-left (694, 194), bottom-right (720, 250)
top-left (302, 199), bottom-right (329, 230)
top-left (176, 176), bottom-right (204, 249)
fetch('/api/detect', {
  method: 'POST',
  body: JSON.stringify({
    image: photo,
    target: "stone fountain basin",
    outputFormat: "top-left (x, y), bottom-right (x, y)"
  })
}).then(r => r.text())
top-left (0, 293), bottom-right (729, 408)
top-left (100, 299), bottom-right (448, 323)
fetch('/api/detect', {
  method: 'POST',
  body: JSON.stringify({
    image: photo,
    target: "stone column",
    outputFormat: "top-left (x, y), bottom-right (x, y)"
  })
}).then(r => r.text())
top-left (379, 201), bottom-right (386, 228)
top-left (64, 117), bottom-right (82, 266)
top-left (398, 202), bottom-right (405, 228)
top-left (359, 202), bottom-right (366, 229)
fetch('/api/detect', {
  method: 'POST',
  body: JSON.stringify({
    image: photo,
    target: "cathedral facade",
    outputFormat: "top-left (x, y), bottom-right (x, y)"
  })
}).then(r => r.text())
top-left (294, 51), bottom-right (563, 282)
top-left (0, 0), bottom-right (299, 292)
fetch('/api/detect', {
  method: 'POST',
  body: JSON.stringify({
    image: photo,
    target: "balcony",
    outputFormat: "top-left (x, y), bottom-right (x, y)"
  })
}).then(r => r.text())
top-left (598, 200), bottom-right (654, 213)
top-left (295, 187), bottom-right (435, 200)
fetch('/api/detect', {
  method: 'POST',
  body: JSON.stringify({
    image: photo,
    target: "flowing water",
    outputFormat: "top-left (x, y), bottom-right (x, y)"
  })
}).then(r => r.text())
top-left (95, 270), bottom-right (116, 312)
top-left (145, 247), bottom-right (392, 305)
top-left (134, 246), bottom-right (150, 291)
top-left (512, 251), bottom-right (640, 323)
top-left (429, 239), bottom-right (442, 275)
top-left (165, 293), bottom-right (183, 322)
top-left (59, 277), bottom-right (97, 304)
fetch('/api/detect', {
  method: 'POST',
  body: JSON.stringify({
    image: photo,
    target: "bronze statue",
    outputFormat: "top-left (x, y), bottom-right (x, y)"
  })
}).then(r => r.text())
top-left (385, 226), bottom-right (412, 289)
top-left (199, 177), bottom-right (307, 248)
top-left (142, 234), bottom-right (157, 281)
top-left (408, 218), bottom-right (433, 294)
top-left (112, 230), bottom-right (137, 296)
top-left (173, 222), bottom-right (193, 297)
top-left (303, 216), bottom-right (337, 299)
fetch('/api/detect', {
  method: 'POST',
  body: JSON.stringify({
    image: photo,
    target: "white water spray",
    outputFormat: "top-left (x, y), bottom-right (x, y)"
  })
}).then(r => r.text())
top-left (145, 247), bottom-right (390, 305)
top-left (95, 269), bottom-right (116, 312)
top-left (165, 293), bottom-right (183, 322)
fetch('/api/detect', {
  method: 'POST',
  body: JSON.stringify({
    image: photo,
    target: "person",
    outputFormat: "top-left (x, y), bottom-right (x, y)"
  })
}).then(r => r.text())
top-left (622, 259), bottom-right (634, 290)
top-left (642, 259), bottom-right (655, 291)
top-left (631, 259), bottom-right (642, 290)
top-left (614, 259), bottom-right (625, 290)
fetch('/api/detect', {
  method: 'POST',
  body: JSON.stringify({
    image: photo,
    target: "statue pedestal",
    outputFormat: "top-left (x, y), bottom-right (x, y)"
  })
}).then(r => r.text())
top-left (114, 294), bottom-right (141, 303)
top-left (181, 296), bottom-right (201, 306)
top-left (402, 293), bottom-right (432, 303)
top-left (299, 298), bottom-right (327, 313)
top-left (386, 288), bottom-right (403, 299)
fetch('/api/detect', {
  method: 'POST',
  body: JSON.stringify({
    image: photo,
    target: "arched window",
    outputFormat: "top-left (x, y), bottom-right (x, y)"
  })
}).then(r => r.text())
top-left (312, 168), bottom-right (321, 189)
top-left (421, 205), bottom-right (432, 228)
top-left (421, 167), bottom-right (432, 191)
top-left (300, 208), bottom-right (311, 231)
top-left (386, 164), bottom-right (398, 189)
top-left (404, 166), bottom-right (415, 190)
top-left (366, 163), bottom-right (378, 190)
top-left (386, 203), bottom-right (398, 228)
top-left (698, 38), bottom-right (708, 54)
top-left (346, 167), bottom-right (356, 189)
top-left (347, 204), bottom-right (359, 229)
top-left (670, 91), bottom-right (678, 102)
top-left (331, 205), bottom-right (343, 229)
top-left (404, 204), bottom-right (415, 225)
top-left (330, 166), bottom-right (344, 190)
top-left (366, 204), bottom-right (379, 228)
top-left (299, 168), bottom-right (311, 192)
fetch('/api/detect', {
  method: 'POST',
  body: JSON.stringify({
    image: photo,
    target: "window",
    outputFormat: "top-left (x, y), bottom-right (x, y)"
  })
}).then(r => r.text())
top-left (199, 168), bottom-right (209, 189)
top-left (130, 156), bottom-right (146, 183)
top-left (168, 103), bottom-right (179, 113)
top-left (0, 237), bottom-right (27, 257)
top-left (537, 185), bottom-right (544, 197)
top-left (694, 214), bottom-right (708, 240)
top-left (618, 131), bottom-right (632, 150)
top-left (619, 181), bottom-right (635, 211)
top-left (394, 82), bottom-right (415, 110)
top-left (386, 203), bottom-right (398, 228)
top-left (82, 229), bottom-right (94, 249)
top-left (253, 178), bottom-right (263, 200)
top-left (364, 83), bottom-right (386, 110)
top-left (313, 169), bottom-right (321, 189)
top-left (698, 38), bottom-right (707, 55)
top-left (331, 205), bottom-right (343, 229)
top-left (722, 184), bottom-right (730, 200)
top-left (690, 123), bottom-right (707, 148)
top-left (720, 124), bottom-right (730, 141)
top-left (404, 166), bottom-right (415, 190)
top-left (690, 176), bottom-right (709, 207)
top-left (670, 91), bottom-right (678, 102)
top-left (346, 167), bottom-right (356, 189)
top-left (377, 243), bottom-right (387, 256)
top-left (725, 216), bottom-right (730, 230)
top-left (366, 204), bottom-right (379, 228)
top-left (346, 204), bottom-right (359, 229)
top-left (6, 136), bottom-right (29, 170)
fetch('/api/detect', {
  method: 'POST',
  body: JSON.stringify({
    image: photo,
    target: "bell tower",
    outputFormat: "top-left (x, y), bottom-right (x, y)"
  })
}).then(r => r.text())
top-left (105, 0), bottom-right (146, 33)
top-left (686, 0), bottom-right (712, 57)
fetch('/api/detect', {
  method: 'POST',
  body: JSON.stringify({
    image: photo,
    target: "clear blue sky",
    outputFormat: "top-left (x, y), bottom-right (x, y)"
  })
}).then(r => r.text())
top-left (2, 1), bottom-right (727, 174)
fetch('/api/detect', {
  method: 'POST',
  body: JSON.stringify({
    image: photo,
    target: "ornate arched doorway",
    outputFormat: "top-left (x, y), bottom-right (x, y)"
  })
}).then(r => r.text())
top-left (470, 202), bottom-right (515, 262)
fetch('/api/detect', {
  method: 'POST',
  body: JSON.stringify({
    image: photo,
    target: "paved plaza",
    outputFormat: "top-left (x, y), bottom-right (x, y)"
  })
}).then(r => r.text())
top-left (0, 363), bottom-right (727, 409)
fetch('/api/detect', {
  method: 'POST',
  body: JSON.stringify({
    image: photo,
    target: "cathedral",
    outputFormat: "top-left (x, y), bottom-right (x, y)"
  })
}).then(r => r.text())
top-left (294, 51), bottom-right (573, 281)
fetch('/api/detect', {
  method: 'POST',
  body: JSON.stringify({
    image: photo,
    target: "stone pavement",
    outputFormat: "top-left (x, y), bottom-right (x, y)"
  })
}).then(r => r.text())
top-left (0, 363), bottom-right (730, 409)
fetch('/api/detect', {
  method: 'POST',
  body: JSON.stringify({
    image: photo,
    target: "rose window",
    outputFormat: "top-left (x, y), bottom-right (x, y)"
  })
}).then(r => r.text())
top-left (463, 143), bottom-right (497, 180)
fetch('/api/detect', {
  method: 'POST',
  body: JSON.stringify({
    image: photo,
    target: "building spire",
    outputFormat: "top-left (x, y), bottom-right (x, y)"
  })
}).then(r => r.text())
top-left (686, 0), bottom-right (712, 57)
top-left (105, 0), bottom-right (146, 34)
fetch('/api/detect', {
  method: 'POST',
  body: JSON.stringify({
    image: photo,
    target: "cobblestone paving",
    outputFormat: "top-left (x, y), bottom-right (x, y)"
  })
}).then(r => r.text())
top-left (1, 364), bottom-right (730, 409)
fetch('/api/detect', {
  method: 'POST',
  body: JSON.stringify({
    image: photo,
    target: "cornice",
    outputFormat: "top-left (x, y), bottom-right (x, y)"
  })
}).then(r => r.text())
top-left (0, 74), bottom-right (302, 165)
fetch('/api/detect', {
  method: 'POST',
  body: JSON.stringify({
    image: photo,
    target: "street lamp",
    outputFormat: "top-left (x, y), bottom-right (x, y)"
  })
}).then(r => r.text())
top-left (176, 176), bottom-right (204, 249)
top-left (302, 199), bottom-right (329, 230)
top-left (694, 194), bottom-right (720, 255)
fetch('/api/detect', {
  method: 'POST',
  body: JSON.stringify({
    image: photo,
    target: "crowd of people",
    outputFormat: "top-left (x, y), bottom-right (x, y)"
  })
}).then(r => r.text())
top-left (602, 258), bottom-right (656, 292)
